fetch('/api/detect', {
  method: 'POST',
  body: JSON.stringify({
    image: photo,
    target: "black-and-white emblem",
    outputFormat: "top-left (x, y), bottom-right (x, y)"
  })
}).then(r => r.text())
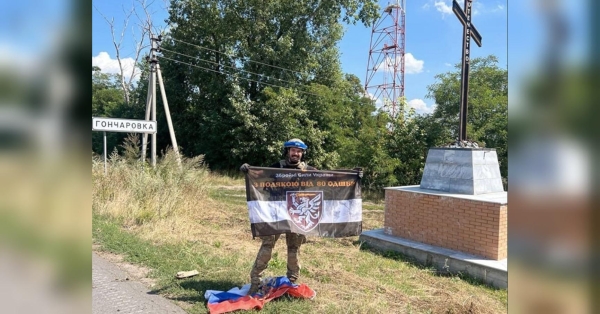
top-left (287, 191), bottom-right (323, 232)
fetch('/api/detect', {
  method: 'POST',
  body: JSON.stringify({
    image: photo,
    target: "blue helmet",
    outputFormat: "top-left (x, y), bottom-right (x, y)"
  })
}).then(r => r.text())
top-left (283, 138), bottom-right (308, 151)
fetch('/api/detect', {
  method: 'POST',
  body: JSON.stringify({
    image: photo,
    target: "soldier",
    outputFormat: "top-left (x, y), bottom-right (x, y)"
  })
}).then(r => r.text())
top-left (240, 138), bottom-right (363, 295)
top-left (240, 138), bottom-right (317, 295)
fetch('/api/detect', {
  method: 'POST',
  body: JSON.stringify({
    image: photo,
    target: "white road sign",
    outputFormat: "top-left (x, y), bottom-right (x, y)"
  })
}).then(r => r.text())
top-left (92, 117), bottom-right (157, 134)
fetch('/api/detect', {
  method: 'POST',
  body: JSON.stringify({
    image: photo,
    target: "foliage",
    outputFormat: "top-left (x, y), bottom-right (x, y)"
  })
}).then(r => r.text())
top-left (388, 107), bottom-right (451, 186)
top-left (158, 0), bottom-right (379, 170)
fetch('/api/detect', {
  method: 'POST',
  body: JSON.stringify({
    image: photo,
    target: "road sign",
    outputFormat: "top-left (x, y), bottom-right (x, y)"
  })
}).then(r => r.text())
top-left (92, 117), bottom-right (156, 134)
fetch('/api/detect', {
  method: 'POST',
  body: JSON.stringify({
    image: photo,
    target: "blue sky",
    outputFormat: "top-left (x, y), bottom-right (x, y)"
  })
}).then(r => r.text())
top-left (92, 0), bottom-right (507, 115)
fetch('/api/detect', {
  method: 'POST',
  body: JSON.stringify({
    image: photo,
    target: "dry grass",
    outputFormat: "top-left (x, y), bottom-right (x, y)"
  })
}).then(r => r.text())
top-left (92, 153), bottom-right (507, 313)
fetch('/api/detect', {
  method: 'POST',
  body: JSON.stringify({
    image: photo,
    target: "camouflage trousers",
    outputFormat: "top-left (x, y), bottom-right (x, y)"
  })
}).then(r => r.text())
top-left (250, 233), bottom-right (306, 286)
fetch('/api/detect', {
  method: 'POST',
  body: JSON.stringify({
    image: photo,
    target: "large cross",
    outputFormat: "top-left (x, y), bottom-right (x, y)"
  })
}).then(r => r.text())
top-left (453, 0), bottom-right (482, 142)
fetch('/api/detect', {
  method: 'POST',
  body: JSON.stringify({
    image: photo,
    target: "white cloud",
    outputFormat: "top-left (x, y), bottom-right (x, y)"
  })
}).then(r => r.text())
top-left (375, 53), bottom-right (424, 74)
top-left (444, 62), bottom-right (452, 67)
top-left (474, 2), bottom-right (506, 15)
top-left (375, 56), bottom-right (396, 72)
top-left (407, 99), bottom-right (436, 114)
top-left (431, 1), bottom-right (503, 17)
top-left (92, 51), bottom-right (139, 81)
top-left (405, 53), bottom-right (424, 74)
top-left (434, 1), bottom-right (452, 16)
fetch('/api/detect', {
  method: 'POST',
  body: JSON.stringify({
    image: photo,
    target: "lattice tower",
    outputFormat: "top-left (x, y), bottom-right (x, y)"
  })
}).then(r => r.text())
top-left (364, 0), bottom-right (406, 119)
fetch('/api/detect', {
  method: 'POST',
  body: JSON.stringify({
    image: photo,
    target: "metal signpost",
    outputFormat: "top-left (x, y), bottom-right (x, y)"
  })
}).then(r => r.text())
top-left (453, 0), bottom-right (482, 142)
top-left (92, 117), bottom-right (157, 175)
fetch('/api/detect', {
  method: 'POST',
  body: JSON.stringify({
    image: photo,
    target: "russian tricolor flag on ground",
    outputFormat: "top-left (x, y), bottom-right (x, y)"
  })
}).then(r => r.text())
top-left (204, 277), bottom-right (316, 314)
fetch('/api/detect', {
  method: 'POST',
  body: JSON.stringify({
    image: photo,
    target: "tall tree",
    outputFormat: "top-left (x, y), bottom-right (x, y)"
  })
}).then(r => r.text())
top-left (159, 0), bottom-right (379, 169)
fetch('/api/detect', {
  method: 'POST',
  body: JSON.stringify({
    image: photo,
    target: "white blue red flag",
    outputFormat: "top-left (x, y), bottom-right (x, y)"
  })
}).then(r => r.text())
top-left (205, 276), bottom-right (316, 314)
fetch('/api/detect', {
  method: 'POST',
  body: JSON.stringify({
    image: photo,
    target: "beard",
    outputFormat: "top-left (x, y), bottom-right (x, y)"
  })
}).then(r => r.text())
top-left (287, 155), bottom-right (300, 165)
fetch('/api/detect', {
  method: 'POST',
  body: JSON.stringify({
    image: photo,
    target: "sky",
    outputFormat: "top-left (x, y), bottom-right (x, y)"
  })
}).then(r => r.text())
top-left (92, 0), bottom-right (507, 115)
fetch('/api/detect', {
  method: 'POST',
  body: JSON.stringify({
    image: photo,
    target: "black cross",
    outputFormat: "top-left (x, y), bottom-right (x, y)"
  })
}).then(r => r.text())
top-left (453, 0), bottom-right (482, 142)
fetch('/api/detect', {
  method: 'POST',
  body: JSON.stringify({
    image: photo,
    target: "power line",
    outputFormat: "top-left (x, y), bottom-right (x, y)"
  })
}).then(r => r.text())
top-left (158, 55), bottom-right (325, 99)
top-left (159, 47), bottom-right (306, 88)
top-left (169, 37), bottom-right (310, 78)
top-left (159, 54), bottom-right (372, 107)
top-left (158, 39), bottom-right (372, 106)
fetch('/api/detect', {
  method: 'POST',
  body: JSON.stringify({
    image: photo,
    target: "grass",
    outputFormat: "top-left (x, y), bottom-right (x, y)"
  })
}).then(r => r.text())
top-left (92, 152), bottom-right (507, 313)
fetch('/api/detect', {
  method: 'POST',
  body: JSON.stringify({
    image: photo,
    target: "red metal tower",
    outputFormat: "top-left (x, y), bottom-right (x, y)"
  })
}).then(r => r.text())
top-left (364, 0), bottom-right (406, 119)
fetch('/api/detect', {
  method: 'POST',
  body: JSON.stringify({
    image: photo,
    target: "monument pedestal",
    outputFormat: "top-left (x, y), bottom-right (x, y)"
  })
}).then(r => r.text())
top-left (360, 147), bottom-right (507, 287)
top-left (391, 147), bottom-right (506, 259)
top-left (419, 147), bottom-right (504, 195)
top-left (383, 186), bottom-right (507, 260)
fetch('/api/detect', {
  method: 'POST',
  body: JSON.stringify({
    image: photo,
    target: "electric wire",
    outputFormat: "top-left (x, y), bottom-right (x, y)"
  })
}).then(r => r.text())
top-left (158, 55), bottom-right (326, 99)
top-left (169, 37), bottom-right (309, 78)
top-left (159, 47), bottom-right (306, 88)
top-left (156, 38), bottom-right (374, 106)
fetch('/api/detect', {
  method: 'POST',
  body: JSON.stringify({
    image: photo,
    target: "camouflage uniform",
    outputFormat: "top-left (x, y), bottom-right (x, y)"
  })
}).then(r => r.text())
top-left (249, 232), bottom-right (306, 289)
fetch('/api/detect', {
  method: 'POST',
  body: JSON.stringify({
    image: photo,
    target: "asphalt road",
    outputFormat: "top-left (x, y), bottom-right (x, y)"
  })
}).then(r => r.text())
top-left (92, 252), bottom-right (187, 314)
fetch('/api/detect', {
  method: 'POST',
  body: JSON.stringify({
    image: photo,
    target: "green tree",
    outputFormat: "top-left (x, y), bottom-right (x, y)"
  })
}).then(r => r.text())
top-left (159, 0), bottom-right (379, 170)
top-left (426, 55), bottom-right (508, 179)
top-left (387, 106), bottom-right (451, 186)
top-left (356, 111), bottom-right (400, 191)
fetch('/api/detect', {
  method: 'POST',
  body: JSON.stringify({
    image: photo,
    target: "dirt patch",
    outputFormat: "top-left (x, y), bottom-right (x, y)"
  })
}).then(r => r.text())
top-left (93, 245), bottom-right (157, 288)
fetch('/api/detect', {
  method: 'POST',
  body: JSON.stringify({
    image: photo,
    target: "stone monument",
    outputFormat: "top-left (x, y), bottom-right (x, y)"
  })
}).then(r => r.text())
top-left (419, 145), bottom-right (504, 195)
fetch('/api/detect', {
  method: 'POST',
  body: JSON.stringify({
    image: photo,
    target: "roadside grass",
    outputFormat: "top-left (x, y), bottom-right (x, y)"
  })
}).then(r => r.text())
top-left (208, 189), bottom-right (248, 206)
top-left (205, 172), bottom-right (245, 187)
top-left (92, 153), bottom-right (507, 313)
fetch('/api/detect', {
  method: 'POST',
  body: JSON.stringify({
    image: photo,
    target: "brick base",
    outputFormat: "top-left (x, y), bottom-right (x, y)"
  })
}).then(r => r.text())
top-left (384, 187), bottom-right (507, 260)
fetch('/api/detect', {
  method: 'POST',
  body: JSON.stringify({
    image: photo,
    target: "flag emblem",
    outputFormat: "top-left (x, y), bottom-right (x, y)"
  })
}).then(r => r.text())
top-left (287, 191), bottom-right (323, 232)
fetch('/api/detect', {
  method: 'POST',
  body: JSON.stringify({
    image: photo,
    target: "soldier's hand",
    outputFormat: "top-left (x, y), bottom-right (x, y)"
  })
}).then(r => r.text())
top-left (353, 167), bottom-right (363, 179)
top-left (240, 163), bottom-right (250, 173)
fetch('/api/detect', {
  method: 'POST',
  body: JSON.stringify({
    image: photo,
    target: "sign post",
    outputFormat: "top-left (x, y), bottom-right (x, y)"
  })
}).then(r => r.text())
top-left (103, 131), bottom-right (107, 175)
top-left (453, 0), bottom-right (482, 142)
top-left (93, 117), bottom-right (157, 175)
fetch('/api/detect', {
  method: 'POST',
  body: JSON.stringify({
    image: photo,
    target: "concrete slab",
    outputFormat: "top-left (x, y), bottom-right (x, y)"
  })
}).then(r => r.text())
top-left (385, 185), bottom-right (507, 205)
top-left (359, 229), bottom-right (507, 289)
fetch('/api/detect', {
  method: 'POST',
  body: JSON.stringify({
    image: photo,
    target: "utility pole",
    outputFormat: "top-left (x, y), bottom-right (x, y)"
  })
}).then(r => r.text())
top-left (141, 35), bottom-right (181, 167)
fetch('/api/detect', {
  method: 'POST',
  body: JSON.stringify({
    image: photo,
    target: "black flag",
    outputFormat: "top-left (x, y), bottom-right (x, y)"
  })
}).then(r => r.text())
top-left (244, 167), bottom-right (362, 238)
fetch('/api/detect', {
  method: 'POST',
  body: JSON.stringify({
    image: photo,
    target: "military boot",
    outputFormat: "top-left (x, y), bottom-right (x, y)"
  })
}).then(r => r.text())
top-left (248, 275), bottom-right (261, 296)
top-left (287, 274), bottom-right (298, 283)
top-left (248, 283), bottom-right (259, 296)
